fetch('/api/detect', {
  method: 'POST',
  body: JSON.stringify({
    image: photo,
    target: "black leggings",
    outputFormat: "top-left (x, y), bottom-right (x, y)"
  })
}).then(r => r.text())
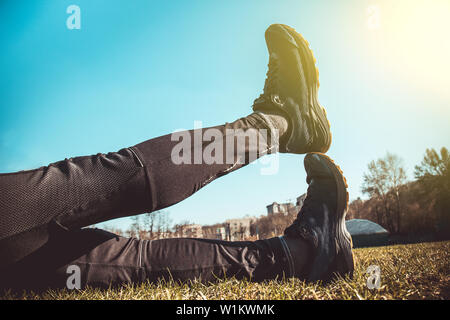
top-left (1, 228), bottom-right (290, 290)
top-left (0, 114), bottom-right (292, 290)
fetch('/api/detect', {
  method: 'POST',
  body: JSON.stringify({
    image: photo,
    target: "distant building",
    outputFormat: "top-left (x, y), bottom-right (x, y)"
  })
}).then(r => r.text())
top-left (266, 202), bottom-right (295, 216)
top-left (202, 225), bottom-right (227, 240)
top-left (225, 217), bottom-right (257, 241)
top-left (185, 194), bottom-right (308, 241)
top-left (215, 227), bottom-right (227, 240)
top-left (155, 231), bottom-right (172, 239)
top-left (266, 194), bottom-right (306, 216)
top-left (180, 224), bottom-right (203, 238)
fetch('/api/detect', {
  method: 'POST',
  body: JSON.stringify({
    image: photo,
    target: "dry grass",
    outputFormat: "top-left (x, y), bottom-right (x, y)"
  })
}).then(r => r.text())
top-left (2, 241), bottom-right (449, 300)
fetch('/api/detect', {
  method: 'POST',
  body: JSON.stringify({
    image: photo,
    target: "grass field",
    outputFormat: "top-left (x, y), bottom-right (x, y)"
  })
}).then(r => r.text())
top-left (2, 241), bottom-right (449, 300)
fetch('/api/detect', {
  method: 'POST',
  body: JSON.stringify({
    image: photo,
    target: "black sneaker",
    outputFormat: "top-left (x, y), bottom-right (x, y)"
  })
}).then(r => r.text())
top-left (253, 24), bottom-right (331, 154)
top-left (284, 153), bottom-right (354, 282)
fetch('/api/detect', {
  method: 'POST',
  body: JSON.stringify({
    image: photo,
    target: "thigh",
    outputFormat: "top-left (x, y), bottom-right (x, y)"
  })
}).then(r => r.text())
top-left (0, 148), bottom-right (149, 269)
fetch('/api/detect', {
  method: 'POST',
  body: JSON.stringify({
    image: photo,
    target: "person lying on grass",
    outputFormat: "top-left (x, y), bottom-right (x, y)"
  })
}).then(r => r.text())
top-left (0, 24), bottom-right (353, 290)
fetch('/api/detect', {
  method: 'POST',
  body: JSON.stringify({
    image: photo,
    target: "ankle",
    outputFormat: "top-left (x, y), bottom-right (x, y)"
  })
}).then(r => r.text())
top-left (264, 113), bottom-right (289, 138)
top-left (249, 112), bottom-right (289, 140)
top-left (282, 235), bottom-right (312, 278)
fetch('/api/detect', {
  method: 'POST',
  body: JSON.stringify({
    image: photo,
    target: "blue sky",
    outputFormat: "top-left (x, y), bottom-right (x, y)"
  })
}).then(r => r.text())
top-left (1, 0), bottom-right (449, 230)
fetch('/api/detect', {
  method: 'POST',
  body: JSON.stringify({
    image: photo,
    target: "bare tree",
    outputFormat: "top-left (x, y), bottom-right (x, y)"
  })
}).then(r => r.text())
top-left (143, 211), bottom-right (159, 239)
top-left (253, 211), bottom-right (296, 239)
top-left (386, 153), bottom-right (407, 233)
top-left (362, 152), bottom-right (407, 233)
top-left (129, 215), bottom-right (142, 238)
top-left (141, 210), bottom-right (172, 239)
top-left (347, 197), bottom-right (364, 220)
top-left (362, 159), bottom-right (389, 227)
top-left (156, 211), bottom-right (172, 239)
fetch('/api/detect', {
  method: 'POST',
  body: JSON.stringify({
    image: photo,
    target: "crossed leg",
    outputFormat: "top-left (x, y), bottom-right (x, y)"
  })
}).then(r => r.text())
top-left (0, 24), bottom-right (354, 291)
top-left (0, 114), bottom-right (313, 290)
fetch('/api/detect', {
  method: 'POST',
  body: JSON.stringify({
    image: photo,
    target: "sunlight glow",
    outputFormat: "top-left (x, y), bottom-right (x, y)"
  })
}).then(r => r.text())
top-left (366, 0), bottom-right (450, 101)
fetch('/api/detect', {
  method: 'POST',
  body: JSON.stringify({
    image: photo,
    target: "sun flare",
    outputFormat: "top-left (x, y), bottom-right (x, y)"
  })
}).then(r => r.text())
top-left (366, 0), bottom-right (450, 101)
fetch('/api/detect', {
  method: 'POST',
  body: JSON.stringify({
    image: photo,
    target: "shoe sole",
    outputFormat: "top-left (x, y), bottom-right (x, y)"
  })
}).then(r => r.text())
top-left (307, 152), bottom-right (354, 282)
top-left (279, 25), bottom-right (332, 153)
